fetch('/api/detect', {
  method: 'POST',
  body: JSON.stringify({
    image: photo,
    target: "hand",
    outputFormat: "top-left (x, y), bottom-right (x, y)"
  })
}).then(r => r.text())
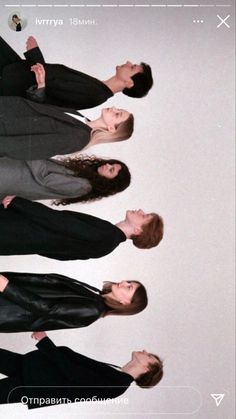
top-left (31, 331), bottom-right (47, 341)
top-left (2, 195), bottom-right (15, 209)
top-left (31, 63), bottom-right (46, 89)
top-left (0, 275), bottom-right (9, 293)
top-left (26, 36), bottom-right (38, 51)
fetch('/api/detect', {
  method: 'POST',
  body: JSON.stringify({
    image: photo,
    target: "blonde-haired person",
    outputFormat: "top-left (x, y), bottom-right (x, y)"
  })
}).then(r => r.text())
top-left (0, 332), bottom-right (163, 409)
top-left (0, 272), bottom-right (147, 332)
top-left (0, 97), bottom-right (134, 160)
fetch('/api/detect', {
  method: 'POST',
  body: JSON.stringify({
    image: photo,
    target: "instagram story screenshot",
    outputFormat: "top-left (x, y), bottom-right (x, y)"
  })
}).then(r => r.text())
top-left (0, 0), bottom-right (235, 418)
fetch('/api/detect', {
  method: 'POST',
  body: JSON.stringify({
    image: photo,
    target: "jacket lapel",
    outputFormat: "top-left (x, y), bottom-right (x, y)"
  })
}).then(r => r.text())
top-left (25, 99), bottom-right (90, 128)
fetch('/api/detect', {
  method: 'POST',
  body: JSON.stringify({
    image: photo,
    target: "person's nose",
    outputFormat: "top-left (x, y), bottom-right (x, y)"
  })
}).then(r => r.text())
top-left (126, 61), bottom-right (132, 66)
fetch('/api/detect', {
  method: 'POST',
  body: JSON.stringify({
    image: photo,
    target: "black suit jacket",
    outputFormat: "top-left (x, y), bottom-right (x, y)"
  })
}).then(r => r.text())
top-left (0, 37), bottom-right (113, 109)
top-left (0, 197), bottom-right (126, 260)
top-left (6, 337), bottom-right (133, 409)
top-left (0, 96), bottom-right (91, 159)
top-left (0, 272), bottom-right (106, 332)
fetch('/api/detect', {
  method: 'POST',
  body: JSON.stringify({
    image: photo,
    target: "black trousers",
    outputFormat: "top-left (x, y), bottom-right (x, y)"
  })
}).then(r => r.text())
top-left (0, 37), bottom-right (36, 97)
top-left (0, 349), bottom-right (24, 403)
top-left (0, 37), bottom-right (22, 74)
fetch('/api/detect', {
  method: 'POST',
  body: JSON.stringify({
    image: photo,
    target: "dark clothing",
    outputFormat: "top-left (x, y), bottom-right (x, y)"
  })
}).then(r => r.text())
top-left (0, 272), bottom-right (106, 332)
top-left (0, 37), bottom-right (42, 97)
top-left (0, 197), bottom-right (126, 260)
top-left (15, 23), bottom-right (22, 32)
top-left (0, 37), bottom-right (113, 109)
top-left (0, 337), bottom-right (133, 409)
top-left (0, 96), bottom-right (91, 160)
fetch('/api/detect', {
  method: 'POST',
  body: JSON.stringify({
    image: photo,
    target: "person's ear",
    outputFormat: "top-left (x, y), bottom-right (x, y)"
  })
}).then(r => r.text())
top-left (125, 78), bottom-right (134, 89)
top-left (107, 125), bottom-right (116, 133)
top-left (133, 226), bottom-right (142, 236)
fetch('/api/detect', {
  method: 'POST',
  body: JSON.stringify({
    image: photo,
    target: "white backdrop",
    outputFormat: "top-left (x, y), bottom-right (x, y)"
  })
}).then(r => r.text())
top-left (0, 1), bottom-right (235, 418)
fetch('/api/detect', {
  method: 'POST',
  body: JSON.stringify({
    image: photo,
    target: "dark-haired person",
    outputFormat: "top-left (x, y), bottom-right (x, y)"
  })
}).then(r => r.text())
top-left (0, 36), bottom-right (153, 109)
top-left (0, 156), bottom-right (131, 205)
top-left (0, 332), bottom-right (163, 409)
top-left (0, 98), bottom-right (134, 160)
top-left (0, 196), bottom-right (164, 260)
top-left (0, 272), bottom-right (147, 332)
top-left (12, 15), bottom-right (22, 32)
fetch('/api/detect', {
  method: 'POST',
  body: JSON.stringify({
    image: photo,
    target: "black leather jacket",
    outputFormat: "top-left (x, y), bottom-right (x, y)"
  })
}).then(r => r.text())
top-left (0, 272), bottom-right (106, 332)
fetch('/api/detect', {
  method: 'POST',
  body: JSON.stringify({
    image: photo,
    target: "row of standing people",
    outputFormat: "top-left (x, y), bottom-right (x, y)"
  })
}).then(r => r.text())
top-left (0, 35), bottom-right (164, 409)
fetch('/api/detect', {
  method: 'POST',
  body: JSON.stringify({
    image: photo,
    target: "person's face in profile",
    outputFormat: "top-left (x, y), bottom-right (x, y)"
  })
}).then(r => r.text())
top-left (101, 107), bottom-right (130, 131)
top-left (109, 281), bottom-right (140, 305)
top-left (12, 15), bottom-right (20, 24)
top-left (116, 61), bottom-right (143, 86)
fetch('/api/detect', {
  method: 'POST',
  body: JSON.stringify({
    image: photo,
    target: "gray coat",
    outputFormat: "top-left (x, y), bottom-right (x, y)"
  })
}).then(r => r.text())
top-left (0, 158), bottom-right (92, 201)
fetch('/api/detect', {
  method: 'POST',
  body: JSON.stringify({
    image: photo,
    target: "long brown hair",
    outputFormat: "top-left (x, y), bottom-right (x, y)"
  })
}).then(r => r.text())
top-left (100, 281), bottom-right (147, 316)
top-left (53, 155), bottom-right (131, 205)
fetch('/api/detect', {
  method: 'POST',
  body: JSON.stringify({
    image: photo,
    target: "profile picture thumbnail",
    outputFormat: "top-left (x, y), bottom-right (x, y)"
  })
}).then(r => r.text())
top-left (8, 12), bottom-right (27, 32)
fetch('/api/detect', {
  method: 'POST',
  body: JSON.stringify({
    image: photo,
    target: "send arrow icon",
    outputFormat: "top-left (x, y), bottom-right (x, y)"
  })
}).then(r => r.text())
top-left (210, 394), bottom-right (225, 406)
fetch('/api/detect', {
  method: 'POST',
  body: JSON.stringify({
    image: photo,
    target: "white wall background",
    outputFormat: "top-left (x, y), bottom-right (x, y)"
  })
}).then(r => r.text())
top-left (0, 1), bottom-right (235, 418)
